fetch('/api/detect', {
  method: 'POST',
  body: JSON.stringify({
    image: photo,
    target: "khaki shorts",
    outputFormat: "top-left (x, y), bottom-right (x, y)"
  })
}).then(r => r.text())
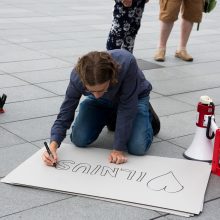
top-left (159, 0), bottom-right (203, 23)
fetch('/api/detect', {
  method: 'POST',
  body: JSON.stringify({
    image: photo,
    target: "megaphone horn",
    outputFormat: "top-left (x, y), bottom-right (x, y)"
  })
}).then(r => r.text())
top-left (183, 96), bottom-right (215, 162)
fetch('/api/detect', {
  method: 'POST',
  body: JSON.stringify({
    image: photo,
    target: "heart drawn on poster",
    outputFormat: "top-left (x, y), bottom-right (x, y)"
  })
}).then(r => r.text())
top-left (147, 171), bottom-right (184, 193)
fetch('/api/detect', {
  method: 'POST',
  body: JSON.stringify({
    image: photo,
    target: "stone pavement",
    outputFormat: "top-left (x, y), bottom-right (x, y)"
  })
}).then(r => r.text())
top-left (0, 0), bottom-right (220, 219)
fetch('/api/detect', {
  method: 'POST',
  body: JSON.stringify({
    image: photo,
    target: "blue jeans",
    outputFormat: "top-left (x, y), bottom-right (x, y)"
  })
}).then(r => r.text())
top-left (70, 96), bottom-right (153, 155)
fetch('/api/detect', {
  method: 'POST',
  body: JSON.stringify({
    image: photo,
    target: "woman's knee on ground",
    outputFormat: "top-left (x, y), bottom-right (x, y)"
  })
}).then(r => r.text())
top-left (127, 138), bottom-right (153, 156)
top-left (70, 130), bottom-right (93, 148)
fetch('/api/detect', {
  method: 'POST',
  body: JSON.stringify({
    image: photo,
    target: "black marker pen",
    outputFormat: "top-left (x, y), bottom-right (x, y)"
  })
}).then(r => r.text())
top-left (44, 142), bottom-right (56, 168)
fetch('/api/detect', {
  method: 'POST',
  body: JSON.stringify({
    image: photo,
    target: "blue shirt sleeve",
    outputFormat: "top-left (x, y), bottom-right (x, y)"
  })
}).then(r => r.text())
top-left (50, 72), bottom-right (82, 146)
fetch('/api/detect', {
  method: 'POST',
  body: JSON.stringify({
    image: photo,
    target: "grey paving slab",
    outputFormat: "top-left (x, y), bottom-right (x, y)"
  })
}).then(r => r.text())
top-left (1, 115), bottom-right (57, 142)
top-left (170, 87), bottom-right (220, 106)
top-left (137, 59), bottom-right (164, 70)
top-left (0, 15), bottom-right (105, 25)
top-left (0, 39), bottom-right (7, 45)
top-left (158, 111), bottom-right (196, 140)
top-left (168, 135), bottom-right (194, 150)
top-left (3, 33), bottom-right (77, 44)
top-left (0, 196), bottom-right (161, 220)
top-left (0, 58), bottom-right (71, 74)
top-left (166, 199), bottom-right (220, 220)
top-left (0, 97), bottom-right (63, 124)
top-left (149, 91), bottom-right (162, 99)
top-left (150, 97), bottom-right (194, 117)
top-left (1, 85), bottom-right (55, 103)
top-left (0, 182), bottom-right (72, 218)
top-left (13, 67), bottom-right (72, 84)
top-left (62, 30), bottom-right (109, 40)
top-left (0, 127), bottom-right (25, 148)
top-left (60, 55), bottom-right (84, 63)
top-left (41, 45), bottom-right (105, 58)
top-left (184, 42), bottom-right (220, 55)
top-left (0, 22), bottom-right (30, 29)
top-left (37, 80), bottom-right (69, 96)
top-left (152, 72), bottom-right (220, 96)
top-left (205, 175), bottom-right (220, 202)
top-left (0, 28), bottom-right (50, 37)
top-left (0, 143), bottom-right (38, 177)
top-left (190, 50), bottom-right (220, 63)
top-left (0, 45), bottom-right (50, 62)
top-left (0, 74), bottom-right (28, 88)
top-left (20, 39), bottom-right (83, 51)
top-left (76, 37), bottom-right (108, 49)
top-left (147, 141), bottom-right (185, 159)
top-left (144, 61), bottom-right (220, 82)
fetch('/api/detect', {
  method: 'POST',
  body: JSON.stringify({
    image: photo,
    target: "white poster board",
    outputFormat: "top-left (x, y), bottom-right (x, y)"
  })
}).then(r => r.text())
top-left (1, 144), bottom-right (211, 216)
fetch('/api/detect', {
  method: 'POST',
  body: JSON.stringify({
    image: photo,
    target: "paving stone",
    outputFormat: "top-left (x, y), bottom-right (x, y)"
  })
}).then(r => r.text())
top-left (1, 85), bottom-right (55, 103)
top-left (0, 97), bottom-right (63, 123)
top-left (152, 72), bottom-right (220, 96)
top-left (0, 58), bottom-right (71, 74)
top-left (4, 33), bottom-right (74, 44)
top-left (0, 28), bottom-right (50, 37)
top-left (147, 141), bottom-right (185, 159)
top-left (0, 75), bottom-right (28, 88)
top-left (0, 44), bottom-right (50, 62)
top-left (205, 175), bottom-right (220, 202)
top-left (20, 39), bottom-right (83, 51)
top-left (0, 196), bottom-right (161, 220)
top-left (1, 116), bottom-right (57, 142)
top-left (158, 111), bottom-right (196, 140)
top-left (0, 182), bottom-right (72, 218)
top-left (150, 97), bottom-right (194, 117)
top-left (170, 88), bottom-right (220, 106)
top-left (41, 45), bottom-right (104, 58)
top-left (137, 59), bottom-right (164, 70)
top-left (37, 80), bottom-right (69, 96)
top-left (168, 134), bottom-right (194, 150)
top-left (0, 143), bottom-right (38, 177)
top-left (13, 67), bottom-right (72, 84)
top-left (0, 127), bottom-right (25, 148)
top-left (166, 199), bottom-right (220, 220)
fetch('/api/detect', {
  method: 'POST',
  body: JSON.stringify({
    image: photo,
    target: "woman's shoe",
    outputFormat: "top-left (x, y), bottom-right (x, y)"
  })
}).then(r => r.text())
top-left (154, 48), bottom-right (166, 62)
top-left (175, 50), bottom-right (193, 62)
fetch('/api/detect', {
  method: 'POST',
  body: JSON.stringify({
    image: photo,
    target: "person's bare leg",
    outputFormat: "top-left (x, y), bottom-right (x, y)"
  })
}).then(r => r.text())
top-left (178, 18), bottom-right (193, 50)
top-left (158, 21), bottom-right (174, 48)
top-left (175, 18), bottom-right (193, 61)
top-left (154, 21), bottom-right (174, 61)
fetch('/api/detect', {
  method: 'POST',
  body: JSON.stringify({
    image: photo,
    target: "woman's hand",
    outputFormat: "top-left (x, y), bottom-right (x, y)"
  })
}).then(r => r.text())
top-left (121, 0), bottom-right (132, 7)
top-left (109, 150), bottom-right (128, 164)
top-left (42, 141), bottom-right (58, 167)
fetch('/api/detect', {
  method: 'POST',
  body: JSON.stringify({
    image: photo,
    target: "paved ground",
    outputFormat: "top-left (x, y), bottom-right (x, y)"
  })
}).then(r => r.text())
top-left (0, 0), bottom-right (220, 219)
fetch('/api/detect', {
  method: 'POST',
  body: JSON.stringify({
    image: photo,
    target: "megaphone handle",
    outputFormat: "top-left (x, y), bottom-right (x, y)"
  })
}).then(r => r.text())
top-left (206, 116), bottom-right (215, 139)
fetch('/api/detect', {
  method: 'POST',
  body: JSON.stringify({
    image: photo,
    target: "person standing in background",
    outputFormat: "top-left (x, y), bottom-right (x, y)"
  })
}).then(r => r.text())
top-left (154, 0), bottom-right (204, 62)
top-left (106, 0), bottom-right (149, 53)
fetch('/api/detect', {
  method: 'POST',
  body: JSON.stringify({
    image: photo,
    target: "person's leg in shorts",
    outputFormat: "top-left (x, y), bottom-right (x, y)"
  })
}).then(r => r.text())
top-left (175, 0), bottom-right (203, 61)
top-left (154, 0), bottom-right (181, 62)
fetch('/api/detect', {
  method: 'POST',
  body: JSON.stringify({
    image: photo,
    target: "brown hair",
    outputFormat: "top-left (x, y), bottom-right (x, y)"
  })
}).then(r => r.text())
top-left (75, 51), bottom-right (119, 86)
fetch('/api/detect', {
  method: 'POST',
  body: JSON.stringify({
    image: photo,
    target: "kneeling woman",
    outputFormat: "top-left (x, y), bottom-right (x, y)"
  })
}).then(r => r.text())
top-left (42, 49), bottom-right (160, 166)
